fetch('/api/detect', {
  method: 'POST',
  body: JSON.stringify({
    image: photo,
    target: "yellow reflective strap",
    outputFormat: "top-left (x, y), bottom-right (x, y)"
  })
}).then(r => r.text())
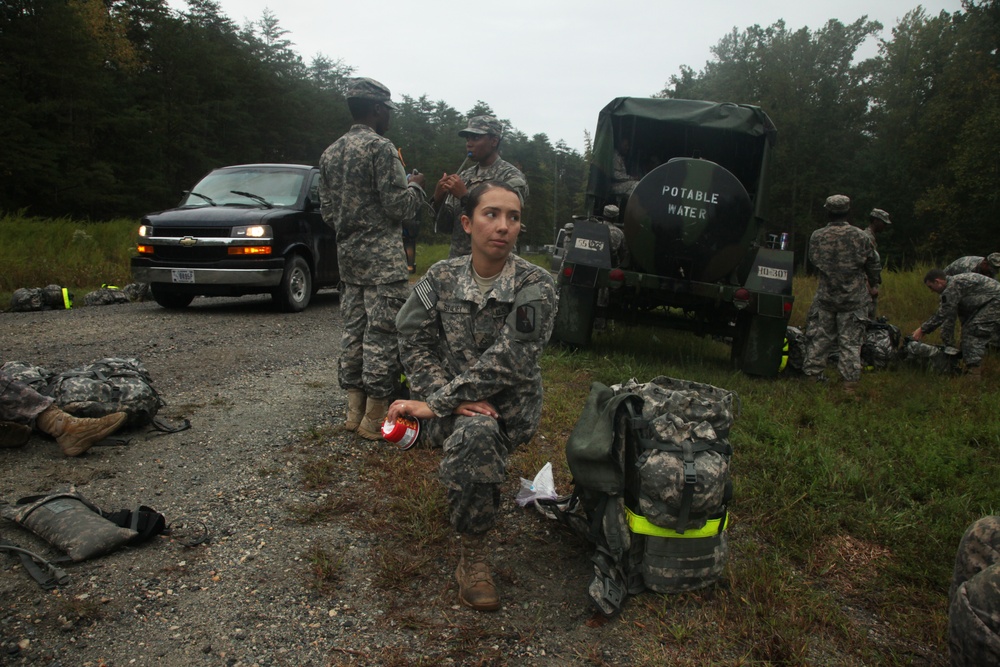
top-left (61, 287), bottom-right (72, 310)
top-left (625, 507), bottom-right (728, 539)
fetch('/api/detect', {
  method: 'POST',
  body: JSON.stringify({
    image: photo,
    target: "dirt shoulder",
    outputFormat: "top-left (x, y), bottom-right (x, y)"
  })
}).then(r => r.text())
top-left (0, 294), bottom-right (631, 667)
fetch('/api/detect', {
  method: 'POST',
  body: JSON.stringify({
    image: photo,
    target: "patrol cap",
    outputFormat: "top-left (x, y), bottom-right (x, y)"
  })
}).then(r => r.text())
top-left (869, 208), bottom-right (891, 225)
top-left (346, 77), bottom-right (398, 110)
top-left (602, 204), bottom-right (620, 220)
top-left (459, 115), bottom-right (503, 138)
top-left (988, 252), bottom-right (1000, 269)
top-left (824, 194), bottom-right (850, 214)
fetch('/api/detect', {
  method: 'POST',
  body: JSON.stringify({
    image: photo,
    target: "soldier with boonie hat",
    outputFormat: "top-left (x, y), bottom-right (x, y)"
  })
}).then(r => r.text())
top-left (433, 114), bottom-right (529, 258)
top-left (862, 207), bottom-right (891, 318)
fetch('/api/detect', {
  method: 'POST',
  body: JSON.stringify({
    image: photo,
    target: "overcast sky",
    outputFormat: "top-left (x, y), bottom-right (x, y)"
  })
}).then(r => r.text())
top-left (168, 0), bottom-right (963, 154)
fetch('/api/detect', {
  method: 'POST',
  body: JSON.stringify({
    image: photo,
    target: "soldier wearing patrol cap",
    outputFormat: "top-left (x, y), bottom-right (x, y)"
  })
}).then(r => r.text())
top-left (863, 208), bottom-right (891, 318)
top-left (944, 252), bottom-right (1000, 280)
top-left (802, 195), bottom-right (881, 393)
top-left (318, 77), bottom-right (427, 440)
top-left (433, 115), bottom-right (528, 258)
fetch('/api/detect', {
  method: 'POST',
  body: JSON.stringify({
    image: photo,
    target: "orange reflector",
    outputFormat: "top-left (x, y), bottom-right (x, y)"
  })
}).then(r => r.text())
top-left (228, 246), bottom-right (272, 255)
top-left (137, 245), bottom-right (153, 254)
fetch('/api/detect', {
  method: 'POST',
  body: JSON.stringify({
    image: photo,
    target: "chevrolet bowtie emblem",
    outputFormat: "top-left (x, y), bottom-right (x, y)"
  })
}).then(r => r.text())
top-left (179, 237), bottom-right (197, 247)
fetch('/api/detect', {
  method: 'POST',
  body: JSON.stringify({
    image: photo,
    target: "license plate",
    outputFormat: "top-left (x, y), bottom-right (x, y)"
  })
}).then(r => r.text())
top-left (171, 269), bottom-right (195, 284)
top-left (757, 266), bottom-right (788, 281)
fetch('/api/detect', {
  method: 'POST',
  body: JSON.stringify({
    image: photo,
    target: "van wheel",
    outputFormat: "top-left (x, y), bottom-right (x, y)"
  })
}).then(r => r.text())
top-left (274, 255), bottom-right (312, 312)
top-left (151, 284), bottom-right (194, 309)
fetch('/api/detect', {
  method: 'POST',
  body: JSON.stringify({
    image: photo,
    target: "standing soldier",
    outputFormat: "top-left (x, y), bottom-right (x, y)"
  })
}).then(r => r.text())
top-left (432, 116), bottom-right (528, 258)
top-left (386, 182), bottom-right (556, 611)
top-left (802, 195), bottom-right (881, 393)
top-left (912, 268), bottom-right (1000, 378)
top-left (944, 253), bottom-right (1000, 279)
top-left (319, 77), bottom-right (426, 439)
top-left (862, 208), bottom-right (891, 318)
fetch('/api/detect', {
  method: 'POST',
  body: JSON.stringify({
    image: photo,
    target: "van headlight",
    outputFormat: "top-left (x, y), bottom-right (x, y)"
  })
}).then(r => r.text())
top-left (232, 225), bottom-right (272, 239)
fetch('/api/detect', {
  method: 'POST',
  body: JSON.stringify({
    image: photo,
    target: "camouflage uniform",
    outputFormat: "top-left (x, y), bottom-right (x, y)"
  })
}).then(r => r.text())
top-left (0, 372), bottom-right (53, 424)
top-left (319, 122), bottom-right (424, 399)
top-left (861, 226), bottom-right (881, 318)
top-left (611, 150), bottom-right (639, 196)
top-left (802, 198), bottom-right (881, 382)
top-left (919, 272), bottom-right (1000, 367)
top-left (396, 254), bottom-right (556, 534)
top-left (944, 256), bottom-right (998, 279)
top-left (949, 516), bottom-right (1000, 666)
top-left (437, 159), bottom-right (528, 258)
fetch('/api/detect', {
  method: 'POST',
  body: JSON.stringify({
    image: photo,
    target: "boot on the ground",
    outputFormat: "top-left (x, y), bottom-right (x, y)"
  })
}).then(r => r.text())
top-left (35, 405), bottom-right (127, 457)
top-left (0, 420), bottom-right (32, 448)
top-left (842, 381), bottom-right (858, 395)
top-left (356, 397), bottom-right (389, 440)
top-left (455, 534), bottom-right (500, 612)
top-left (345, 389), bottom-right (366, 432)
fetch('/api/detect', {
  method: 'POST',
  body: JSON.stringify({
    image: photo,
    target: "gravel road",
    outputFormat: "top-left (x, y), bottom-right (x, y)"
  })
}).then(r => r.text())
top-left (0, 293), bottom-right (629, 667)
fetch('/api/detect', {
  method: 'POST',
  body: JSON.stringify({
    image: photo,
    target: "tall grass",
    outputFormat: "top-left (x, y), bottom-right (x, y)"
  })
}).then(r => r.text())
top-left (0, 213), bottom-right (137, 306)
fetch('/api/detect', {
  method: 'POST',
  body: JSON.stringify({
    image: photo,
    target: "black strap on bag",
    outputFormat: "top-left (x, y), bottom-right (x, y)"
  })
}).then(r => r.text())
top-left (0, 537), bottom-right (70, 589)
top-left (101, 506), bottom-right (167, 543)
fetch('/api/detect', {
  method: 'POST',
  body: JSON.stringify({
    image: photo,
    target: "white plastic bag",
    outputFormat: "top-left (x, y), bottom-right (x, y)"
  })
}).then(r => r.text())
top-left (515, 462), bottom-right (557, 507)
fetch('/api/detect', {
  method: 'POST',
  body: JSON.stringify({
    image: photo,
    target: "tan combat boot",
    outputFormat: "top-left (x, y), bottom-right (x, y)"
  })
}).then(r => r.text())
top-left (0, 420), bottom-right (32, 448)
top-left (356, 397), bottom-right (389, 440)
top-left (455, 534), bottom-right (500, 612)
top-left (35, 405), bottom-right (127, 457)
top-left (345, 389), bottom-right (366, 432)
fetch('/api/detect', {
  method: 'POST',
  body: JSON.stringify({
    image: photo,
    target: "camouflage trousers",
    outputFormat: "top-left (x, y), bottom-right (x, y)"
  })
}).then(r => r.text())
top-left (420, 413), bottom-right (515, 535)
top-left (949, 516), bottom-right (1000, 666)
top-left (337, 281), bottom-right (409, 399)
top-left (956, 304), bottom-right (1000, 367)
top-left (0, 373), bottom-right (53, 423)
top-left (802, 306), bottom-right (867, 382)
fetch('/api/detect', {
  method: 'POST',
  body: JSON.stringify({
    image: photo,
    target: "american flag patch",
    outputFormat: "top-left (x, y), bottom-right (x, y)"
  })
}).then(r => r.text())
top-left (414, 280), bottom-right (437, 311)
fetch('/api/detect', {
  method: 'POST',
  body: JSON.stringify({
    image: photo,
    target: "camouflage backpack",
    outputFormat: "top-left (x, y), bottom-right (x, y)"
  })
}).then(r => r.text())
top-left (552, 375), bottom-right (737, 615)
top-left (44, 358), bottom-right (164, 428)
top-left (861, 319), bottom-right (902, 370)
top-left (897, 337), bottom-right (963, 375)
top-left (9, 285), bottom-right (72, 312)
top-left (0, 361), bottom-right (56, 393)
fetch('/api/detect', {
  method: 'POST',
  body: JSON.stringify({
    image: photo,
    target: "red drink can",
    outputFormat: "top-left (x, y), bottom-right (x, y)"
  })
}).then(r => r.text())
top-left (381, 416), bottom-right (420, 450)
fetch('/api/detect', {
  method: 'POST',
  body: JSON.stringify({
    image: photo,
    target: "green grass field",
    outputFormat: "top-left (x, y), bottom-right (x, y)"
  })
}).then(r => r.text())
top-left (3, 215), bottom-right (994, 664)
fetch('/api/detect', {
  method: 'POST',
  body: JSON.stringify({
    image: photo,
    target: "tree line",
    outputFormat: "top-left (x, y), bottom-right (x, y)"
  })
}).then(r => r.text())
top-left (2, 0), bottom-right (997, 262)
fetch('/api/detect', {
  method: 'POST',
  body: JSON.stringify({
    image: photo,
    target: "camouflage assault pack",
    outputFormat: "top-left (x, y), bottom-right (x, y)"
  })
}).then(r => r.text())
top-left (9, 285), bottom-right (72, 312)
top-left (861, 319), bottom-right (901, 370)
top-left (550, 375), bottom-right (737, 615)
top-left (897, 337), bottom-right (963, 375)
top-left (45, 357), bottom-right (164, 428)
